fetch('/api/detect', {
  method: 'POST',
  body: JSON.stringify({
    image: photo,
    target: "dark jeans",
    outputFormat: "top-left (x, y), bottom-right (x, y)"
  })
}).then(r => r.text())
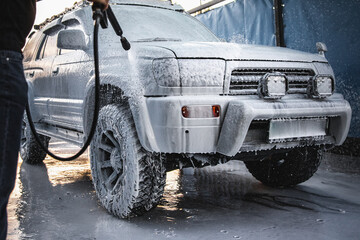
top-left (0, 50), bottom-right (28, 240)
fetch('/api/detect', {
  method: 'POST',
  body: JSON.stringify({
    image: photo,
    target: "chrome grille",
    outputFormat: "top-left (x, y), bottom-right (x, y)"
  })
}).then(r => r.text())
top-left (229, 68), bottom-right (315, 95)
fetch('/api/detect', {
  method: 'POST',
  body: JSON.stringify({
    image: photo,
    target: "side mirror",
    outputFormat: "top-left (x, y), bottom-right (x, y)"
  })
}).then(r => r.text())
top-left (316, 42), bottom-right (328, 56)
top-left (57, 29), bottom-right (88, 50)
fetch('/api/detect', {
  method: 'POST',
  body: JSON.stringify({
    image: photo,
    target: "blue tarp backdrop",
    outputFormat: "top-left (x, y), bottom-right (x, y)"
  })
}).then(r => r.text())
top-left (197, 0), bottom-right (275, 45)
top-left (196, 0), bottom-right (360, 138)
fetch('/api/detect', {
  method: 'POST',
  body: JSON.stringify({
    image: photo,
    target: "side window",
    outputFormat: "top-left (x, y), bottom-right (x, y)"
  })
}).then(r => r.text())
top-left (36, 36), bottom-right (47, 60)
top-left (43, 33), bottom-right (59, 58)
top-left (36, 28), bottom-right (61, 60)
top-left (23, 32), bottom-right (39, 62)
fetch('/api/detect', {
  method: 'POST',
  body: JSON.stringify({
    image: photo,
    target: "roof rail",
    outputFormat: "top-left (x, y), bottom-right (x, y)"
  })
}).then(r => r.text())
top-left (33, 0), bottom-right (183, 31)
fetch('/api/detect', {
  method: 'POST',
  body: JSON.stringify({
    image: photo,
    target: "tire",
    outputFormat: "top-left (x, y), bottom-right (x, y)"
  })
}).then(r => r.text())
top-left (20, 113), bottom-right (50, 164)
top-left (90, 104), bottom-right (166, 218)
top-left (244, 147), bottom-right (323, 187)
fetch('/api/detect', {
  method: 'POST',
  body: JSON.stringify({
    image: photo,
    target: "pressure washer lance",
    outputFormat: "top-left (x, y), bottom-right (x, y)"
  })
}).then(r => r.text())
top-left (25, 3), bottom-right (130, 161)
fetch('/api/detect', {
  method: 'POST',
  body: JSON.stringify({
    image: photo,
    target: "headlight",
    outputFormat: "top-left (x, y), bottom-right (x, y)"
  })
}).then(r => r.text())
top-left (258, 72), bottom-right (288, 99)
top-left (178, 59), bottom-right (225, 87)
top-left (152, 58), bottom-right (180, 87)
top-left (152, 58), bottom-right (225, 87)
top-left (308, 75), bottom-right (334, 98)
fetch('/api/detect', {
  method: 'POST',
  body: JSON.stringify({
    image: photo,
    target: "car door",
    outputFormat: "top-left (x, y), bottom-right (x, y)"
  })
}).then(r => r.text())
top-left (24, 25), bottom-right (63, 121)
top-left (48, 23), bottom-right (93, 132)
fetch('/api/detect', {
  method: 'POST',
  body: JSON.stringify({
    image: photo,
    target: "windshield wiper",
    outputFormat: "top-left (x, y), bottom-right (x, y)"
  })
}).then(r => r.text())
top-left (135, 37), bottom-right (182, 42)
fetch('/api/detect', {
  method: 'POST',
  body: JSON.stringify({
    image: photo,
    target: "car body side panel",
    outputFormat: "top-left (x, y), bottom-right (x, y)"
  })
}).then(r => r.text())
top-left (45, 51), bottom-right (92, 130)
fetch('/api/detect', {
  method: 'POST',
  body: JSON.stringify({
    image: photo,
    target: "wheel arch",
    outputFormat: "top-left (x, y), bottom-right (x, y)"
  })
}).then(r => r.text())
top-left (82, 78), bottom-right (159, 152)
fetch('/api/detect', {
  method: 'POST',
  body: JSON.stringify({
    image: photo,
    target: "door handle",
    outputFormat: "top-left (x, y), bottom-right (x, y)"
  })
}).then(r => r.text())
top-left (52, 67), bottom-right (59, 75)
top-left (28, 71), bottom-right (35, 78)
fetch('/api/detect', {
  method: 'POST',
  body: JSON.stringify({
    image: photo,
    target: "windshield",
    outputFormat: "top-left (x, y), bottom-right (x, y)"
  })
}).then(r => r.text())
top-left (106, 5), bottom-right (219, 42)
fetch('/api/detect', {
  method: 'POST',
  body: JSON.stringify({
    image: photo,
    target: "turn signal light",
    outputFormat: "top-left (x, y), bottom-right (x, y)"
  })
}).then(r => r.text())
top-left (182, 105), bottom-right (221, 118)
top-left (212, 105), bottom-right (220, 117)
top-left (182, 106), bottom-right (189, 118)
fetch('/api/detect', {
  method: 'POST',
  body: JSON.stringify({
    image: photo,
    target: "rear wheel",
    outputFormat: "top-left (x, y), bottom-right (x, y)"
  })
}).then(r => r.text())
top-left (244, 147), bottom-right (323, 187)
top-left (90, 104), bottom-right (166, 218)
top-left (20, 114), bottom-right (50, 164)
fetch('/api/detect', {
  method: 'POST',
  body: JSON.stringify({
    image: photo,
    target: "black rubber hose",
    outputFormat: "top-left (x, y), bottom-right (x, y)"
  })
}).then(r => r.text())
top-left (25, 14), bottom-right (101, 161)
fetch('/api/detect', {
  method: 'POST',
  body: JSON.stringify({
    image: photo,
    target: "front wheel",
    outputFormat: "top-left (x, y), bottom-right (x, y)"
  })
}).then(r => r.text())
top-left (90, 104), bottom-right (166, 218)
top-left (244, 147), bottom-right (323, 187)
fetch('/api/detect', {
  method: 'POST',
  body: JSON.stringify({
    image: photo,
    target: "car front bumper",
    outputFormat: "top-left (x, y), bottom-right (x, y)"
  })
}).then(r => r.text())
top-left (130, 93), bottom-right (351, 157)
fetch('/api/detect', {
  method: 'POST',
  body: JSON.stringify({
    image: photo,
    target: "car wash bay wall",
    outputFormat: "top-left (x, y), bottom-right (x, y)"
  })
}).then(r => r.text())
top-left (196, 0), bottom-right (360, 152)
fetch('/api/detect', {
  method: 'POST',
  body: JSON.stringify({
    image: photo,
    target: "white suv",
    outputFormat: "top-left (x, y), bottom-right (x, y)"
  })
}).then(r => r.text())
top-left (21, 0), bottom-right (351, 218)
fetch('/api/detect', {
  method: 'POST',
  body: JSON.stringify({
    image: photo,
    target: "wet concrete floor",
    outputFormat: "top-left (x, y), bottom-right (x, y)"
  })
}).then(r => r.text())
top-left (7, 140), bottom-right (360, 240)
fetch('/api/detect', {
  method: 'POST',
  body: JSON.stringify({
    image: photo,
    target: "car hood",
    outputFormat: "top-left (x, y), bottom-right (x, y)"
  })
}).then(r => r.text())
top-left (138, 41), bottom-right (327, 63)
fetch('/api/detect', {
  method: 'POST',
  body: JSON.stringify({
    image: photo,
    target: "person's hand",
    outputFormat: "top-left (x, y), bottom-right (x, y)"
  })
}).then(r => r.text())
top-left (88, 0), bottom-right (109, 10)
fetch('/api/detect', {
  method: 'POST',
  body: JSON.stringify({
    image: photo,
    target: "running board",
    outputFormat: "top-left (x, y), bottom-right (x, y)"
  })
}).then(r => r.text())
top-left (34, 122), bottom-right (84, 147)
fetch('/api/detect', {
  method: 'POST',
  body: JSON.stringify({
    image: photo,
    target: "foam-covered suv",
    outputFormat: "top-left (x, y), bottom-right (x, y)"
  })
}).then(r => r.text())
top-left (21, 0), bottom-right (351, 218)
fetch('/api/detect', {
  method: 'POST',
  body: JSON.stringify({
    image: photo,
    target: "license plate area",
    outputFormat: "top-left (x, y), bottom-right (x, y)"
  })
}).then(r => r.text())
top-left (268, 117), bottom-right (327, 142)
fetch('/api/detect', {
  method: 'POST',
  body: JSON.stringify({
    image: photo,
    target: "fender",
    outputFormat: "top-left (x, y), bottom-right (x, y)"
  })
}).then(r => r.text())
top-left (82, 74), bottom-right (159, 152)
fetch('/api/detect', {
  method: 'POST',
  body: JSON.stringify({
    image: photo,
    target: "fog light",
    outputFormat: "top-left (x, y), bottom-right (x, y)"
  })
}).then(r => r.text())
top-left (258, 73), bottom-right (287, 99)
top-left (309, 75), bottom-right (334, 98)
top-left (182, 105), bottom-right (221, 118)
